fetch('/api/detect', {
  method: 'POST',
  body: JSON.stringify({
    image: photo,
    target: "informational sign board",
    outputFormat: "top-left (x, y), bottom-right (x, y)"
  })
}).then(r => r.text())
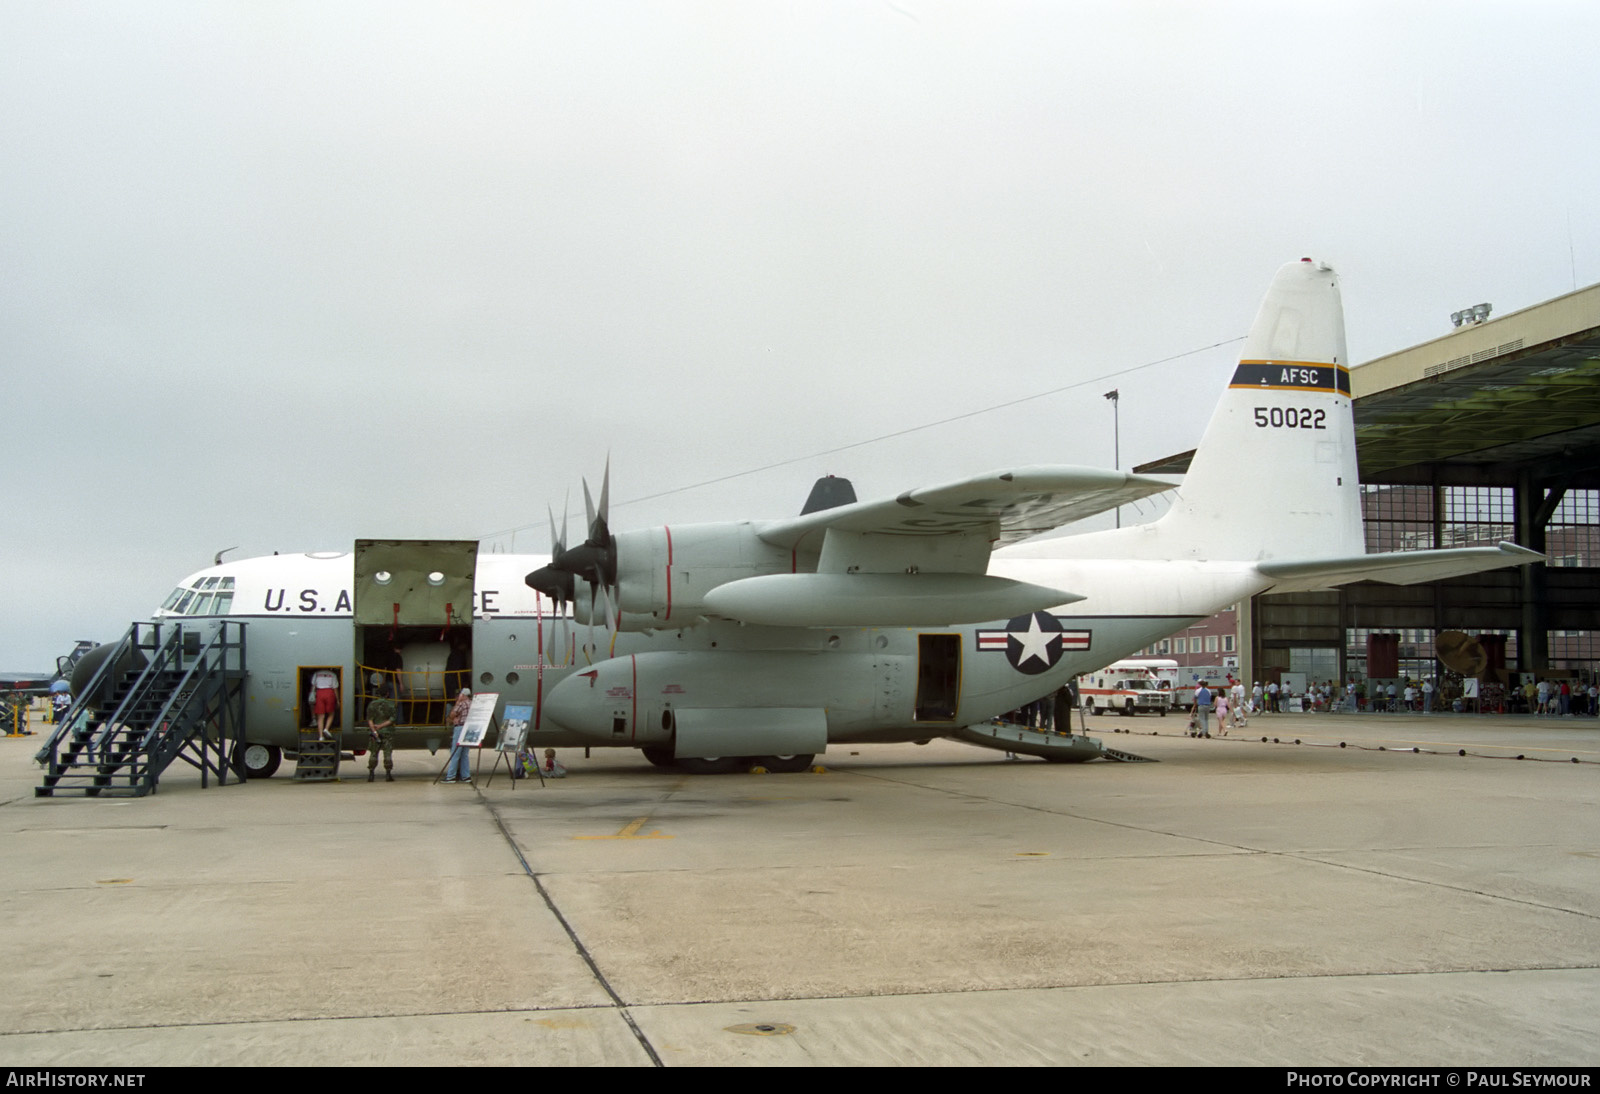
top-left (1463, 678), bottom-right (1480, 698)
top-left (459, 692), bottom-right (499, 748)
top-left (499, 703), bottom-right (532, 753)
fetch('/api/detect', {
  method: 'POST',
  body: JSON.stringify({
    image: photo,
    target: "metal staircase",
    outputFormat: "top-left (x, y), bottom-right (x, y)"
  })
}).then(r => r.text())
top-left (35, 621), bottom-right (247, 797)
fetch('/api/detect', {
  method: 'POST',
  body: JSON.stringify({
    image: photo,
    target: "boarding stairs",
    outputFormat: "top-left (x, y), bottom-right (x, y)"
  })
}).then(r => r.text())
top-left (293, 729), bottom-right (341, 781)
top-left (34, 621), bottom-right (247, 797)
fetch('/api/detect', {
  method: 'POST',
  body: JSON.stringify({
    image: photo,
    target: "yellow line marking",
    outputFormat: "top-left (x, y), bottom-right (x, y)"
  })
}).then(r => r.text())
top-left (574, 816), bottom-right (673, 840)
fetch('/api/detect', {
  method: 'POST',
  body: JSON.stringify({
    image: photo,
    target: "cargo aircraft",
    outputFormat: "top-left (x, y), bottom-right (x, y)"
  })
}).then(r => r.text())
top-left (75, 259), bottom-right (1538, 776)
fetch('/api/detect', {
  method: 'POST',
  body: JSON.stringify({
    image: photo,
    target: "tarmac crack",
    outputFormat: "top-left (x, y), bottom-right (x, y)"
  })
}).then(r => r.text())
top-left (4, 963), bottom-right (1599, 1039)
top-left (0, 1001), bottom-right (634, 1039)
top-left (1281, 851), bottom-right (1600, 923)
top-left (851, 768), bottom-right (1600, 922)
top-left (482, 796), bottom-right (664, 1067)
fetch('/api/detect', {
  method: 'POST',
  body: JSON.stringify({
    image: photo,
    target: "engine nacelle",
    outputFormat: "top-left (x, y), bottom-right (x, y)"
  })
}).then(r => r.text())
top-left (570, 581), bottom-right (665, 632)
top-left (610, 522), bottom-right (798, 629)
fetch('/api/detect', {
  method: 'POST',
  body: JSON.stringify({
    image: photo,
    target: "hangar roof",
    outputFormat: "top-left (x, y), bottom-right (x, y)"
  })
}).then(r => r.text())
top-left (1137, 280), bottom-right (1600, 488)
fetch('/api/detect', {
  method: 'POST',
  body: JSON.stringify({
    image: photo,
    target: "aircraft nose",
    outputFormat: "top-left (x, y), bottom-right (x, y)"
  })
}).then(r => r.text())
top-left (69, 640), bottom-right (124, 702)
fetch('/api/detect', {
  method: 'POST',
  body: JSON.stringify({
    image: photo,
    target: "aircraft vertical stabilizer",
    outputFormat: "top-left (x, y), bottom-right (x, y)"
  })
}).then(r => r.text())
top-left (1142, 258), bottom-right (1360, 561)
top-left (998, 259), bottom-right (1539, 593)
top-left (1016, 257), bottom-right (1364, 566)
top-left (1161, 257), bottom-right (1362, 562)
top-left (1006, 258), bottom-right (1362, 565)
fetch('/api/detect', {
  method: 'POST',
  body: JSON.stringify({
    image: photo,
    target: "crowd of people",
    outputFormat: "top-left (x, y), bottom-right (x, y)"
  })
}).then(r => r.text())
top-left (1182, 674), bottom-right (1600, 719)
top-left (1518, 677), bottom-right (1599, 716)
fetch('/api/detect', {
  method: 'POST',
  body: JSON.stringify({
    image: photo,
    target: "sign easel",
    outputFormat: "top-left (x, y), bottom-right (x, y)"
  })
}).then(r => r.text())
top-left (435, 692), bottom-right (499, 786)
top-left (486, 703), bottom-right (542, 788)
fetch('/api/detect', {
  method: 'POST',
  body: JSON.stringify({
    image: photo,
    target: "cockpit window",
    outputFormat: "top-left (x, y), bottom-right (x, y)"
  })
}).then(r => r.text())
top-left (162, 576), bottom-right (236, 615)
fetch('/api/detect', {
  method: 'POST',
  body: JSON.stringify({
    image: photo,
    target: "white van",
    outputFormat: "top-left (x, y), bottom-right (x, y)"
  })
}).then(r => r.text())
top-left (1078, 660), bottom-right (1174, 717)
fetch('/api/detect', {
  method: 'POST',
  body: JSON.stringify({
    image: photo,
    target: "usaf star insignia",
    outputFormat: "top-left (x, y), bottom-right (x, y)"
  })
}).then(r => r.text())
top-left (975, 612), bottom-right (1091, 675)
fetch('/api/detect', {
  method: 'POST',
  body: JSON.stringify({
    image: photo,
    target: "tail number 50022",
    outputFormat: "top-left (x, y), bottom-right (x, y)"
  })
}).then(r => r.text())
top-left (1253, 407), bottom-right (1326, 430)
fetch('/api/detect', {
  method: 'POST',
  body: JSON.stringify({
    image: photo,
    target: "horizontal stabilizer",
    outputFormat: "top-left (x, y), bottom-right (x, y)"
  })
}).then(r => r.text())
top-left (1256, 542), bottom-right (1543, 592)
top-left (703, 572), bottom-right (1083, 627)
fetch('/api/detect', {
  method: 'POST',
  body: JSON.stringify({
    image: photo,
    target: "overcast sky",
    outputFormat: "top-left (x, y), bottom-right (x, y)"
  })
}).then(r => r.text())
top-left (4, 1), bottom-right (1597, 670)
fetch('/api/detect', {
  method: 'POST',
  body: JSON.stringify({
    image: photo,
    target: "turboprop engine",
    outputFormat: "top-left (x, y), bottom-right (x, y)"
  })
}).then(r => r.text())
top-left (527, 463), bottom-right (827, 632)
top-left (609, 523), bottom-right (797, 629)
top-left (529, 521), bottom-right (800, 631)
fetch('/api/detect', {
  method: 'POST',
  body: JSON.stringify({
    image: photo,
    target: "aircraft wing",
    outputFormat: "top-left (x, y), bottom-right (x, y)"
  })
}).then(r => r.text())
top-left (693, 467), bottom-right (1169, 628)
top-left (1256, 542), bottom-right (1543, 593)
top-left (757, 466), bottom-right (1174, 558)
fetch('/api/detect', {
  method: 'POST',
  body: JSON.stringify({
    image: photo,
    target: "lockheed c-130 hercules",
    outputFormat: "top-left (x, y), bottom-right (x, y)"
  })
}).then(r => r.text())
top-left (70, 259), bottom-right (1539, 777)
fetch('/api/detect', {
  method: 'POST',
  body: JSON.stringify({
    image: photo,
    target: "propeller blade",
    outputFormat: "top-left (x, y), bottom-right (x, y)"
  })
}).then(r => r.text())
top-left (599, 572), bottom-right (617, 637)
top-left (585, 580), bottom-right (598, 662)
top-left (551, 466), bottom-right (618, 602)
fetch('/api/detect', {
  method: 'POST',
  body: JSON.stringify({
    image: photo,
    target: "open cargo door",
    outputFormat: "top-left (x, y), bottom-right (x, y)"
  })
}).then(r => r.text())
top-left (352, 540), bottom-right (478, 727)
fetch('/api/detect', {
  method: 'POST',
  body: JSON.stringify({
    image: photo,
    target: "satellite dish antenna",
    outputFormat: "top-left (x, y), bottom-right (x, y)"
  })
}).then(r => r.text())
top-left (1436, 630), bottom-right (1488, 677)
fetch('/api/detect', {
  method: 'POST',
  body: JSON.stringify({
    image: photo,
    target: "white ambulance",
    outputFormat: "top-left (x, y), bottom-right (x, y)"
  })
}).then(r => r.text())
top-left (1077, 659), bottom-right (1175, 717)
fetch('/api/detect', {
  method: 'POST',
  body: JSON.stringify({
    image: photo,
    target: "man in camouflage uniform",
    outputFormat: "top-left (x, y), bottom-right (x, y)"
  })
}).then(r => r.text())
top-left (365, 681), bottom-right (398, 782)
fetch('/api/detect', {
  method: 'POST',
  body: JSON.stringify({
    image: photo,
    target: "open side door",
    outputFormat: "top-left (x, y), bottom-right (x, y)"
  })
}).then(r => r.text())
top-left (914, 633), bottom-right (961, 722)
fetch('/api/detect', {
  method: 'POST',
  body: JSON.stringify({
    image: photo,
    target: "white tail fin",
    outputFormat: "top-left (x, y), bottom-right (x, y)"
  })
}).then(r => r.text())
top-left (1153, 256), bottom-right (1363, 561)
top-left (1000, 259), bottom-right (1540, 590)
top-left (1012, 258), bottom-right (1364, 565)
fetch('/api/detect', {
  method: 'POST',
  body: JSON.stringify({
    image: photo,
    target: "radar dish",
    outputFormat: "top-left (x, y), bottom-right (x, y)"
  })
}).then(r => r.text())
top-left (1436, 630), bottom-right (1488, 677)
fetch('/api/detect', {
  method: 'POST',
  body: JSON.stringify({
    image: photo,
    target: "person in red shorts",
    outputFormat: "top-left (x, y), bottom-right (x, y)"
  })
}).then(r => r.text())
top-left (311, 668), bottom-right (339, 740)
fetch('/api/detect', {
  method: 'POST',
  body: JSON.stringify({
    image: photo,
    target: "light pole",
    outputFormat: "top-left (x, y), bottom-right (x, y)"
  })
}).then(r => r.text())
top-left (1104, 389), bottom-right (1120, 527)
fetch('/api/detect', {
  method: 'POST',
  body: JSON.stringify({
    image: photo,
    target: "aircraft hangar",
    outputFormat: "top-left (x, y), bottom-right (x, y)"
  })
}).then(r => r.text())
top-left (1138, 278), bottom-right (1600, 689)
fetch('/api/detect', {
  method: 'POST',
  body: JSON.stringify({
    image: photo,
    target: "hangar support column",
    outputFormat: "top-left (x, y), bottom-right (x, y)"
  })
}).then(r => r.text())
top-left (1515, 471), bottom-right (1564, 673)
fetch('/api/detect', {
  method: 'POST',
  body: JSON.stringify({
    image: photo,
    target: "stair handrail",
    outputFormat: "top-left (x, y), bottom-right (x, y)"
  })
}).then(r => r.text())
top-left (87, 624), bottom-right (186, 755)
top-left (33, 624), bottom-right (142, 765)
top-left (139, 622), bottom-right (241, 756)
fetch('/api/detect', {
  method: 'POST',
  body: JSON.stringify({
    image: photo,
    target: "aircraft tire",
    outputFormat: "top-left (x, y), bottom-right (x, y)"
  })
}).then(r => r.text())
top-left (677, 756), bottom-right (745, 775)
top-left (756, 754), bottom-right (814, 774)
top-left (641, 747), bottom-right (675, 768)
top-left (236, 743), bottom-right (281, 779)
